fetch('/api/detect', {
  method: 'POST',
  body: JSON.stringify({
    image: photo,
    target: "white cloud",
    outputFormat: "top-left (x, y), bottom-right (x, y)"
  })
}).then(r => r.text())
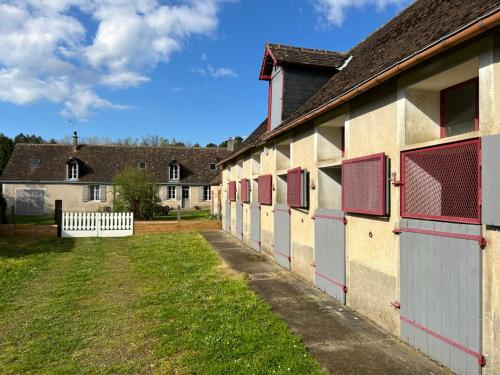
top-left (193, 64), bottom-right (237, 78)
top-left (0, 0), bottom-right (224, 119)
top-left (314, 0), bottom-right (411, 26)
top-left (201, 52), bottom-right (208, 61)
top-left (208, 66), bottom-right (237, 78)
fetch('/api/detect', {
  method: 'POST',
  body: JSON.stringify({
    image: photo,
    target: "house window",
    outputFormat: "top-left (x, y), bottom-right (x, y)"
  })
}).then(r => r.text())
top-left (209, 163), bottom-right (217, 171)
top-left (440, 78), bottom-right (479, 138)
top-left (30, 158), bottom-right (40, 167)
top-left (89, 185), bottom-right (100, 201)
top-left (67, 159), bottom-right (78, 180)
top-left (182, 186), bottom-right (189, 199)
top-left (204, 186), bottom-right (211, 201)
top-left (138, 161), bottom-right (146, 170)
top-left (167, 186), bottom-right (176, 200)
top-left (170, 164), bottom-right (179, 180)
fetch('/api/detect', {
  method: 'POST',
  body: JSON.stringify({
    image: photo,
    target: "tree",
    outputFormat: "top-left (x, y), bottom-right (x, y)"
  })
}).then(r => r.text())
top-left (206, 142), bottom-right (217, 148)
top-left (112, 166), bottom-right (160, 220)
top-left (0, 134), bottom-right (14, 176)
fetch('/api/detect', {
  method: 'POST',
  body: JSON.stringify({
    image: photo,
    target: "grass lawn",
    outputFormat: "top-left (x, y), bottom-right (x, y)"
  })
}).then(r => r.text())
top-left (10, 215), bottom-right (55, 225)
top-left (153, 208), bottom-right (212, 221)
top-left (0, 233), bottom-right (324, 374)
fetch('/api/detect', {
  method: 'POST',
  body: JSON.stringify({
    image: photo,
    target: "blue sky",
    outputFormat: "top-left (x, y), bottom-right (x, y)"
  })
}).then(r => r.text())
top-left (0, 0), bottom-right (411, 145)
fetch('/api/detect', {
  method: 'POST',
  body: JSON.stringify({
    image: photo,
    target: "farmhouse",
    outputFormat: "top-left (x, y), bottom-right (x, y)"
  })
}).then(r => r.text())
top-left (0, 133), bottom-right (229, 215)
top-left (219, 0), bottom-right (500, 374)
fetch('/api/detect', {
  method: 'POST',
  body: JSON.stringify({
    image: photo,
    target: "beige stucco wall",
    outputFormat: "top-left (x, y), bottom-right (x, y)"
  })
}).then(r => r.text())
top-left (3, 183), bottom-right (114, 213)
top-left (2, 183), bottom-right (211, 215)
top-left (220, 32), bottom-right (500, 373)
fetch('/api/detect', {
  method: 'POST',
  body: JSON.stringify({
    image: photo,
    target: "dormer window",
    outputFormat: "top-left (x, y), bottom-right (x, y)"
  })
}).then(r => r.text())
top-left (169, 162), bottom-right (180, 180)
top-left (209, 163), bottom-right (216, 171)
top-left (138, 161), bottom-right (147, 170)
top-left (30, 158), bottom-right (40, 168)
top-left (67, 159), bottom-right (79, 181)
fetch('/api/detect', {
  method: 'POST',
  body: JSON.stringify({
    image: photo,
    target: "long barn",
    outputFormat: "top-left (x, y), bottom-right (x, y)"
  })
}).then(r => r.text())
top-left (218, 1), bottom-right (500, 374)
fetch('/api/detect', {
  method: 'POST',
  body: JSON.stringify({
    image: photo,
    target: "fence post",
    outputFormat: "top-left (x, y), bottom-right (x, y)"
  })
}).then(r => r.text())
top-left (10, 206), bottom-right (15, 236)
top-left (55, 200), bottom-right (62, 237)
top-left (97, 213), bottom-right (101, 237)
top-left (177, 206), bottom-right (181, 231)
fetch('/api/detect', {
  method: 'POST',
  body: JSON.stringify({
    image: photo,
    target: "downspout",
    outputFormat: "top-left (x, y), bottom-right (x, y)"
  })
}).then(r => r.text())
top-left (262, 8), bottom-right (500, 141)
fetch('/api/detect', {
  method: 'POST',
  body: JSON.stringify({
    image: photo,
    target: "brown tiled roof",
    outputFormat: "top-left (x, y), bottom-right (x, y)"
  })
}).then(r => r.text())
top-left (0, 144), bottom-right (230, 184)
top-left (220, 119), bottom-right (268, 165)
top-left (267, 43), bottom-right (346, 69)
top-left (285, 0), bottom-right (500, 123)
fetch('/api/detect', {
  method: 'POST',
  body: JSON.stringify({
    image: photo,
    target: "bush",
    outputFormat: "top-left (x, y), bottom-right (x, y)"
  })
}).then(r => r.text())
top-left (112, 166), bottom-right (160, 220)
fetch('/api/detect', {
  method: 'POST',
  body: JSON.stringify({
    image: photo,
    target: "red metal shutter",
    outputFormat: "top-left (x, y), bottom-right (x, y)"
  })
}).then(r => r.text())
top-left (258, 175), bottom-right (272, 205)
top-left (241, 178), bottom-right (248, 203)
top-left (287, 167), bottom-right (301, 208)
top-left (401, 139), bottom-right (480, 224)
top-left (228, 181), bottom-right (236, 201)
top-left (342, 153), bottom-right (386, 215)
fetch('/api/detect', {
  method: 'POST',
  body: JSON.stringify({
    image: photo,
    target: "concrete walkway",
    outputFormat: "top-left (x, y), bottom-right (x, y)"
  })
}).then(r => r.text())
top-left (202, 230), bottom-right (450, 375)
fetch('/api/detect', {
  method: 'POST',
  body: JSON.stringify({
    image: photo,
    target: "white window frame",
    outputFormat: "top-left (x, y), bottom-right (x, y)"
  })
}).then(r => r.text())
top-left (170, 164), bottom-right (180, 180)
top-left (67, 160), bottom-right (78, 181)
top-left (167, 185), bottom-right (176, 200)
top-left (204, 186), bottom-right (211, 201)
top-left (89, 185), bottom-right (100, 201)
top-left (182, 186), bottom-right (190, 199)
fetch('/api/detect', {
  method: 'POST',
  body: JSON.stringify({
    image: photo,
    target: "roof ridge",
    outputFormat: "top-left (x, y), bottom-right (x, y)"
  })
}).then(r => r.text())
top-left (266, 42), bottom-right (346, 55)
top-left (14, 143), bottom-right (226, 151)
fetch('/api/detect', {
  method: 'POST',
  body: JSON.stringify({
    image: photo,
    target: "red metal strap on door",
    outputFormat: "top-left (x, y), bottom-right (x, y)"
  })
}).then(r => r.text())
top-left (315, 271), bottom-right (348, 293)
top-left (400, 316), bottom-right (486, 366)
top-left (251, 238), bottom-right (261, 245)
top-left (313, 213), bottom-right (347, 224)
top-left (273, 207), bottom-right (291, 214)
top-left (393, 226), bottom-right (486, 248)
top-left (275, 250), bottom-right (291, 262)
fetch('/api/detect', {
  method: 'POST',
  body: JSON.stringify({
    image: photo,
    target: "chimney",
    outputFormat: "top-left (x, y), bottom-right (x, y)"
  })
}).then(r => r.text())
top-left (72, 131), bottom-right (78, 151)
top-left (227, 137), bottom-right (234, 152)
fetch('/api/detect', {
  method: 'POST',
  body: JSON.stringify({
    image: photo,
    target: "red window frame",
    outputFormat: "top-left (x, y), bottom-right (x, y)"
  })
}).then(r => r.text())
top-left (287, 167), bottom-right (302, 208)
top-left (400, 138), bottom-right (481, 224)
top-left (258, 174), bottom-right (272, 205)
top-left (341, 153), bottom-right (387, 216)
top-left (228, 181), bottom-right (236, 202)
top-left (440, 77), bottom-right (479, 138)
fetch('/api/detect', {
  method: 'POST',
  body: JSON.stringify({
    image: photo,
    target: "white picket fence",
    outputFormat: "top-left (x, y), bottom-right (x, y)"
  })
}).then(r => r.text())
top-left (62, 212), bottom-right (134, 238)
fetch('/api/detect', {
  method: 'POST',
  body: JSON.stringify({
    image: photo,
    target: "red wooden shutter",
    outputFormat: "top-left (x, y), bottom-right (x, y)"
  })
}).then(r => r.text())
top-left (258, 175), bottom-right (272, 205)
top-left (241, 178), bottom-right (248, 203)
top-left (228, 181), bottom-right (236, 201)
top-left (287, 167), bottom-right (302, 208)
top-left (342, 153), bottom-right (386, 215)
top-left (401, 139), bottom-right (480, 224)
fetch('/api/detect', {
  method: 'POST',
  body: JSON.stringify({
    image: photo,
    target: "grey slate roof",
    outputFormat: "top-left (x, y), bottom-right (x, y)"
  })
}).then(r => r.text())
top-left (0, 144), bottom-right (230, 184)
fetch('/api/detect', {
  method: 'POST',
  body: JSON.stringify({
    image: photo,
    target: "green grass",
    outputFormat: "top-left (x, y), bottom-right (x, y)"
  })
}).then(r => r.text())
top-left (11, 215), bottom-right (55, 225)
top-left (153, 208), bottom-right (212, 221)
top-left (0, 233), bottom-right (325, 374)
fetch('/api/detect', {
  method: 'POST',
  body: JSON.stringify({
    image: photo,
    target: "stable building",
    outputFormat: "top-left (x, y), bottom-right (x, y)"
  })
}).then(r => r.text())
top-left (219, 1), bottom-right (500, 374)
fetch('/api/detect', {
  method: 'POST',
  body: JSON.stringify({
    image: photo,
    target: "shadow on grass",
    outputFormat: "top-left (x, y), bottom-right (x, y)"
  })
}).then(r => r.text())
top-left (0, 237), bottom-right (77, 259)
